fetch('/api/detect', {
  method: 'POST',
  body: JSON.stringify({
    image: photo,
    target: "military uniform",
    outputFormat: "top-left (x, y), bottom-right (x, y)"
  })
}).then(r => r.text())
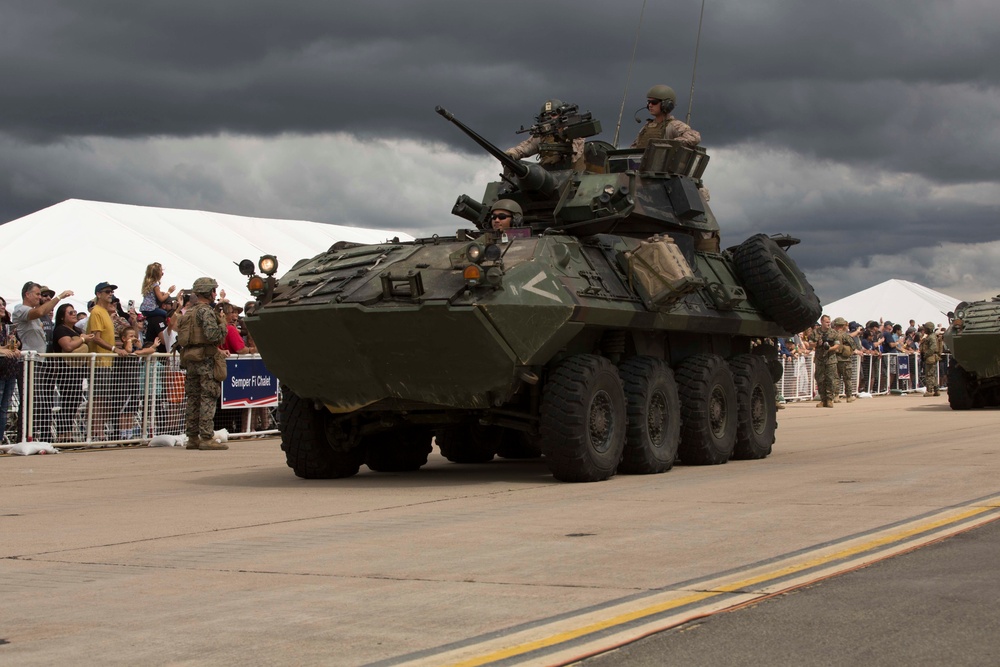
top-left (918, 322), bottom-right (943, 396)
top-left (178, 286), bottom-right (227, 449)
top-left (631, 116), bottom-right (701, 149)
top-left (506, 135), bottom-right (585, 171)
top-left (833, 319), bottom-right (859, 402)
top-left (809, 325), bottom-right (841, 407)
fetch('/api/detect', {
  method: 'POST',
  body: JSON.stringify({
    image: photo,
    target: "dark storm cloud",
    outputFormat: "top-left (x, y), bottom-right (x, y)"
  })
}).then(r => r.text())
top-left (1, 0), bottom-right (999, 290)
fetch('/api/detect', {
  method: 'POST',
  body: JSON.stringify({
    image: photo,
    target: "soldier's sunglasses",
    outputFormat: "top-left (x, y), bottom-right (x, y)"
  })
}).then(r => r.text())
top-left (490, 213), bottom-right (511, 220)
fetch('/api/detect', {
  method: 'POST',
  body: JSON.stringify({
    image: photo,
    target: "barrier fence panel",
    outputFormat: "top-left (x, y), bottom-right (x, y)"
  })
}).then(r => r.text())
top-left (16, 352), bottom-right (279, 447)
top-left (778, 352), bottom-right (951, 403)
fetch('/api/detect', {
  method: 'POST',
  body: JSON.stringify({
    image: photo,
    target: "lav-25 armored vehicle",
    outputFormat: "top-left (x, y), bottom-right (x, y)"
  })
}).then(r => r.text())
top-left (945, 296), bottom-right (1000, 409)
top-left (243, 104), bottom-right (821, 482)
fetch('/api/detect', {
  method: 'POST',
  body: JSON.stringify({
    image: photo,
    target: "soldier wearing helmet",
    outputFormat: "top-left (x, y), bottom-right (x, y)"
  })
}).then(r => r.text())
top-left (631, 85), bottom-right (701, 150)
top-left (176, 276), bottom-right (229, 450)
top-left (489, 199), bottom-right (523, 232)
top-left (918, 321), bottom-right (943, 397)
top-left (506, 99), bottom-right (586, 171)
top-left (831, 317), bottom-right (858, 403)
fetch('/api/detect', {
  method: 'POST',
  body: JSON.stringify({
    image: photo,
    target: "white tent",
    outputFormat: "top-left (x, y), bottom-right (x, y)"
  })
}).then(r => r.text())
top-left (822, 279), bottom-right (961, 329)
top-left (0, 199), bottom-right (413, 311)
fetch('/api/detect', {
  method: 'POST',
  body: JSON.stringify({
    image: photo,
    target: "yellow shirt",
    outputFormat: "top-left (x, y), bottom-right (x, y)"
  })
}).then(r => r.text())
top-left (86, 306), bottom-right (115, 368)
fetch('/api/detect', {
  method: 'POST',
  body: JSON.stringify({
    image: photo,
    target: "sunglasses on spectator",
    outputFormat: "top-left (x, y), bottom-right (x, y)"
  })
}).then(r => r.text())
top-left (101, 289), bottom-right (115, 294)
top-left (491, 213), bottom-right (511, 220)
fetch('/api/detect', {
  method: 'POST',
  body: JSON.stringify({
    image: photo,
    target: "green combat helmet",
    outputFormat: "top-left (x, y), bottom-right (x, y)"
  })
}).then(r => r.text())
top-left (833, 317), bottom-right (848, 326)
top-left (647, 85), bottom-right (677, 113)
top-left (539, 99), bottom-right (563, 117)
top-left (192, 277), bottom-right (218, 295)
top-left (490, 199), bottom-right (523, 225)
top-left (923, 321), bottom-right (936, 333)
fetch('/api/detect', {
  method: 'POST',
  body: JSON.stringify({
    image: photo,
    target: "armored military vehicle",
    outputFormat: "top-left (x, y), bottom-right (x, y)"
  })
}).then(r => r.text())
top-left (243, 105), bottom-right (821, 482)
top-left (944, 296), bottom-right (1000, 409)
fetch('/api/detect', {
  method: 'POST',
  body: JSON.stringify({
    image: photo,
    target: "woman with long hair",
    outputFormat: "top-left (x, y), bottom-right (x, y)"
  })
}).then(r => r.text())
top-left (140, 262), bottom-right (175, 345)
top-left (49, 302), bottom-right (95, 442)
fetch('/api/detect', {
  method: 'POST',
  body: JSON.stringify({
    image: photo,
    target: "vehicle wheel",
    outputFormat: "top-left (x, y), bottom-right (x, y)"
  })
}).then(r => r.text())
top-left (947, 363), bottom-right (976, 410)
top-left (732, 234), bottom-right (822, 334)
top-left (365, 429), bottom-right (433, 472)
top-left (729, 354), bottom-right (776, 460)
top-left (676, 353), bottom-right (737, 465)
top-left (539, 354), bottom-right (626, 482)
top-left (617, 356), bottom-right (680, 474)
top-left (435, 424), bottom-right (497, 463)
top-left (495, 431), bottom-right (543, 459)
top-left (279, 391), bottom-right (363, 479)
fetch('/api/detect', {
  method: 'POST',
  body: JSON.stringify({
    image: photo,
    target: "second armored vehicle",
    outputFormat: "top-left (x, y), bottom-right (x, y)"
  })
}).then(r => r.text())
top-left (244, 106), bottom-right (822, 482)
top-left (945, 296), bottom-right (1000, 409)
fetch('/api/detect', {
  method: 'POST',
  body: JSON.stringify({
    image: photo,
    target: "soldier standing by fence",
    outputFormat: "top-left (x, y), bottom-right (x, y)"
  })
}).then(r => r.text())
top-left (832, 318), bottom-right (858, 403)
top-left (919, 322), bottom-right (943, 397)
top-left (176, 277), bottom-right (228, 450)
top-left (809, 315), bottom-right (844, 408)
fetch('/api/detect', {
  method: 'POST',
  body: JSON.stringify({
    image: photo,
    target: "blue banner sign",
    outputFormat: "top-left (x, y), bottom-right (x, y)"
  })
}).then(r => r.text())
top-left (221, 357), bottom-right (279, 409)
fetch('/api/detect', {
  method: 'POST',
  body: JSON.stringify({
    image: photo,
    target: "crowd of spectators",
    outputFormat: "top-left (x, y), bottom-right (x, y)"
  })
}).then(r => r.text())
top-left (2, 263), bottom-right (258, 443)
top-left (777, 316), bottom-right (950, 400)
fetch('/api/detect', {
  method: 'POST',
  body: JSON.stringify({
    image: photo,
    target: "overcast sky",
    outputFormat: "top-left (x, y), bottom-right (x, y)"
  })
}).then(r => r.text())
top-left (2, 0), bottom-right (999, 305)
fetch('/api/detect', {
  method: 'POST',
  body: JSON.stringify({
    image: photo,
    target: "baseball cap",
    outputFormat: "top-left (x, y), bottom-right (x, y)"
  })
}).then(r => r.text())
top-left (94, 281), bottom-right (118, 294)
top-left (39, 286), bottom-right (55, 297)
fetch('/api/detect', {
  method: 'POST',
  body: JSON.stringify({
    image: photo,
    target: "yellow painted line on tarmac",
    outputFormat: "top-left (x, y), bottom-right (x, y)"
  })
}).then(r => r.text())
top-left (411, 501), bottom-right (1000, 667)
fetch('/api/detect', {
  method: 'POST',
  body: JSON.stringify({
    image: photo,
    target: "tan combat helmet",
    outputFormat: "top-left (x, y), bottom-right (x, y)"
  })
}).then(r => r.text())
top-left (832, 317), bottom-right (848, 327)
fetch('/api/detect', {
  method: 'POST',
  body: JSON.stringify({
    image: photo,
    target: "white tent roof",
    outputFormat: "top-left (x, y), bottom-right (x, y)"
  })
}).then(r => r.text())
top-left (0, 199), bottom-right (413, 310)
top-left (823, 279), bottom-right (961, 329)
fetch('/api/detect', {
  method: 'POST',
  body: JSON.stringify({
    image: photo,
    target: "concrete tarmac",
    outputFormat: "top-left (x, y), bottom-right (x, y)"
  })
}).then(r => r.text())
top-left (1, 394), bottom-right (997, 666)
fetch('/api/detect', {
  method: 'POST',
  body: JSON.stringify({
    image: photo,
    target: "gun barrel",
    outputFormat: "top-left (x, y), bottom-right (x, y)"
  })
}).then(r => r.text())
top-left (435, 106), bottom-right (528, 179)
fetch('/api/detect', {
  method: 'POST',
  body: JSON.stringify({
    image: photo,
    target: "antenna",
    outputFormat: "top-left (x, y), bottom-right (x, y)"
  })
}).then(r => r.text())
top-left (612, 0), bottom-right (647, 148)
top-left (686, 0), bottom-right (706, 125)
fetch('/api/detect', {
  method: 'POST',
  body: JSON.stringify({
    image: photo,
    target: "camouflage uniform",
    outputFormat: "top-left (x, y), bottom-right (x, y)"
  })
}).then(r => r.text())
top-left (809, 325), bottom-right (841, 406)
top-left (631, 116), bottom-right (701, 149)
top-left (506, 135), bottom-right (585, 171)
top-left (918, 323), bottom-right (943, 396)
top-left (180, 302), bottom-right (226, 446)
top-left (833, 321), bottom-right (859, 401)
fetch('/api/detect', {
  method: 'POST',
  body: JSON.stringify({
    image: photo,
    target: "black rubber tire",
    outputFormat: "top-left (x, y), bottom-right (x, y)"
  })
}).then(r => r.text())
top-left (732, 234), bottom-right (822, 334)
top-left (495, 431), bottom-right (543, 459)
top-left (365, 429), bottom-right (433, 472)
top-left (947, 363), bottom-right (976, 410)
top-left (729, 354), bottom-right (776, 460)
top-left (617, 356), bottom-right (681, 474)
top-left (435, 425), bottom-right (497, 463)
top-left (676, 353), bottom-right (738, 465)
top-left (539, 354), bottom-right (626, 482)
top-left (279, 391), bottom-right (363, 479)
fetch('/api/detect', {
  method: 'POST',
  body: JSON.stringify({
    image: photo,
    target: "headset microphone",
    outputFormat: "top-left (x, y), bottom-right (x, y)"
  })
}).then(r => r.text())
top-left (633, 107), bottom-right (648, 123)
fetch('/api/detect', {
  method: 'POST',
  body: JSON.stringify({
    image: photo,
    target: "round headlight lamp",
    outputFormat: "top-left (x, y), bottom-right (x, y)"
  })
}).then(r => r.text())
top-left (483, 244), bottom-right (502, 262)
top-left (259, 255), bottom-right (278, 276)
top-left (466, 243), bottom-right (483, 264)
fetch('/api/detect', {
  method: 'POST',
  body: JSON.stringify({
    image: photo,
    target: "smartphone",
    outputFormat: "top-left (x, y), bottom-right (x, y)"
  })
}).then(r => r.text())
top-left (127, 299), bottom-right (135, 310)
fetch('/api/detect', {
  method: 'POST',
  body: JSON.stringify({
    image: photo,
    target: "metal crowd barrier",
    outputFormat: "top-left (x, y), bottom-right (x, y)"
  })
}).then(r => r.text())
top-left (10, 352), bottom-right (279, 447)
top-left (777, 352), bottom-right (951, 403)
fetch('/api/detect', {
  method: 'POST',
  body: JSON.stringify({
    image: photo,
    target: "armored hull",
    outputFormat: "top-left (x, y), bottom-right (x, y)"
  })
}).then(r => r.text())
top-left (245, 110), bottom-right (822, 482)
top-left (944, 297), bottom-right (1000, 409)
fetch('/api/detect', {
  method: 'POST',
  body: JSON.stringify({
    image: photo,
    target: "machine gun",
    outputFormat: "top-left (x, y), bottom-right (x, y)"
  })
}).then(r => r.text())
top-left (515, 102), bottom-right (602, 142)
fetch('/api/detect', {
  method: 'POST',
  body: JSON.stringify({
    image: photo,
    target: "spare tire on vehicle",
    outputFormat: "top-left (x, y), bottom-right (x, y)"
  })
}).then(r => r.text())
top-left (732, 234), bottom-right (821, 334)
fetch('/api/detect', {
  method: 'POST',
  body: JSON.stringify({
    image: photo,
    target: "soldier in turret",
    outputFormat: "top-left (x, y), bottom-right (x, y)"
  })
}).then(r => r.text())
top-left (631, 85), bottom-right (701, 149)
top-left (506, 99), bottom-right (585, 171)
top-left (919, 321), bottom-right (943, 396)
